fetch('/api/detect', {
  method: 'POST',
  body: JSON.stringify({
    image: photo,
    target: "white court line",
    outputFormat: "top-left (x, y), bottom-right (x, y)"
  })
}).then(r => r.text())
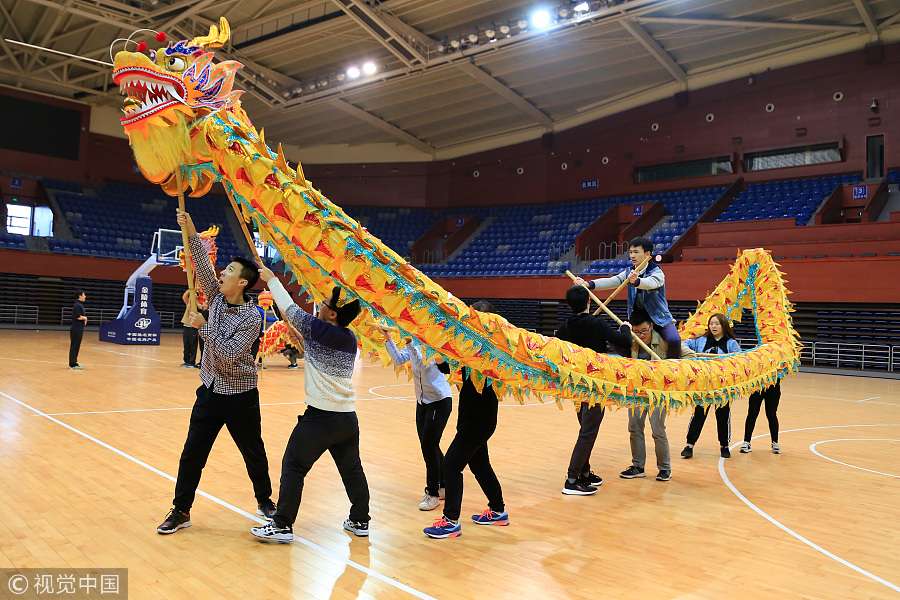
top-left (91, 346), bottom-right (168, 362)
top-left (41, 398), bottom-right (420, 416)
top-left (857, 396), bottom-right (880, 403)
top-left (0, 389), bottom-right (435, 600)
top-left (721, 424), bottom-right (900, 594)
top-left (809, 439), bottom-right (900, 479)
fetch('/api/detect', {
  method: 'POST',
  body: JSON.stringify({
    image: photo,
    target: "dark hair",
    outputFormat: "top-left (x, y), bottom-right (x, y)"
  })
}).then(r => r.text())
top-left (471, 300), bottom-right (495, 313)
top-left (565, 285), bottom-right (589, 313)
top-left (330, 286), bottom-right (361, 327)
top-left (76, 290), bottom-right (85, 299)
top-left (706, 313), bottom-right (736, 340)
top-left (629, 308), bottom-right (652, 327)
top-left (231, 256), bottom-right (260, 290)
top-left (629, 237), bottom-right (653, 253)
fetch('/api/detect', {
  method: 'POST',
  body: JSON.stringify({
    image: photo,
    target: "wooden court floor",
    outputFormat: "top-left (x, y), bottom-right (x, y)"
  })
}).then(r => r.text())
top-left (0, 329), bottom-right (898, 600)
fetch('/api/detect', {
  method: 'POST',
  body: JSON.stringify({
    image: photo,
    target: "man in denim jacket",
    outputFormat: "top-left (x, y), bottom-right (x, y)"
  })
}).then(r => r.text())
top-left (575, 237), bottom-right (681, 358)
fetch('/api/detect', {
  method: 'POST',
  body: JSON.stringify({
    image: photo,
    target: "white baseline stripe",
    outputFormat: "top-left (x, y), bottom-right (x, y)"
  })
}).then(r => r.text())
top-left (91, 346), bottom-right (168, 362)
top-left (809, 439), bottom-right (900, 479)
top-left (721, 424), bottom-right (900, 594)
top-left (0, 389), bottom-right (436, 600)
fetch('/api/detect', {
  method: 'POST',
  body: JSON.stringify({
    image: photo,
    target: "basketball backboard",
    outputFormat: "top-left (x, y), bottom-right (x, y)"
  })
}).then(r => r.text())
top-left (152, 229), bottom-right (183, 265)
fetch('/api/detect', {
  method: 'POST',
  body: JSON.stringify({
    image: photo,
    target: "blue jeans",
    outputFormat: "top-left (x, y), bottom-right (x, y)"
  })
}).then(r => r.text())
top-left (658, 322), bottom-right (682, 358)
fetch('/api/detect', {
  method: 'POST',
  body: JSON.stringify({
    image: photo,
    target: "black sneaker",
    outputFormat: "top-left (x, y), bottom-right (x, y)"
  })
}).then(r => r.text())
top-left (681, 445), bottom-right (694, 458)
top-left (250, 521), bottom-right (293, 542)
top-left (656, 470), bottom-right (671, 481)
top-left (721, 446), bottom-right (731, 458)
top-left (578, 472), bottom-right (603, 487)
top-left (287, 364), bottom-right (299, 369)
top-left (619, 466), bottom-right (646, 479)
top-left (180, 362), bottom-right (194, 368)
top-left (343, 519), bottom-right (369, 537)
top-left (562, 480), bottom-right (597, 495)
top-left (157, 508), bottom-right (191, 534)
top-left (257, 499), bottom-right (277, 520)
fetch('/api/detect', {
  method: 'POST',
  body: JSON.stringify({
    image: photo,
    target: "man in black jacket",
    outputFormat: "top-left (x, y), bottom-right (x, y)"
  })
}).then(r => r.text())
top-left (556, 285), bottom-right (633, 495)
top-left (69, 291), bottom-right (87, 369)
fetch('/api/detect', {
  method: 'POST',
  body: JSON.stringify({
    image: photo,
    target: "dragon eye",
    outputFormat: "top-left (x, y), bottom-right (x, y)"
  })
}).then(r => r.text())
top-left (167, 57), bottom-right (186, 71)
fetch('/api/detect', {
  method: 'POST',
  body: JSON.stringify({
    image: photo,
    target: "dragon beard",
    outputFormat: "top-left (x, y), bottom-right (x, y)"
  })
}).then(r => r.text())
top-left (129, 112), bottom-right (194, 184)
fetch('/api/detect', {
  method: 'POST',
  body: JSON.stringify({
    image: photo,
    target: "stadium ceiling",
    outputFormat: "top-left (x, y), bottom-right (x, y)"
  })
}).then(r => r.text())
top-left (2, 0), bottom-right (900, 158)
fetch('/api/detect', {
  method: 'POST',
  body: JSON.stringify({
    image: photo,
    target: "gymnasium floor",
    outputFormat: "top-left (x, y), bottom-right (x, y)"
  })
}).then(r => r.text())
top-left (0, 329), bottom-right (898, 600)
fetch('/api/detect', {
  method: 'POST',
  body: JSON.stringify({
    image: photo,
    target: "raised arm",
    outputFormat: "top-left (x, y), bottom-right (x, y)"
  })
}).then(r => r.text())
top-left (256, 263), bottom-right (315, 336)
top-left (177, 210), bottom-right (219, 301)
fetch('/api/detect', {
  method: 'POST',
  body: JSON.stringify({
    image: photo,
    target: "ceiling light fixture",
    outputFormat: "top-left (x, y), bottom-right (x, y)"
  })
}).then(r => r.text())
top-left (531, 10), bottom-right (551, 29)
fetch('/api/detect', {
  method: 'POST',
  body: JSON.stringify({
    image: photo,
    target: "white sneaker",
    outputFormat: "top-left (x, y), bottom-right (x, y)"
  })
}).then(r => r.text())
top-left (740, 441), bottom-right (751, 453)
top-left (419, 493), bottom-right (441, 511)
top-left (772, 442), bottom-right (781, 454)
top-left (250, 522), bottom-right (293, 542)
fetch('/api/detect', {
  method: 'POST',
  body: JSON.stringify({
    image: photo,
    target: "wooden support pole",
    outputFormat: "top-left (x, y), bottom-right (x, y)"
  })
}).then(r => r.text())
top-left (565, 270), bottom-right (661, 360)
top-left (175, 167), bottom-right (197, 314)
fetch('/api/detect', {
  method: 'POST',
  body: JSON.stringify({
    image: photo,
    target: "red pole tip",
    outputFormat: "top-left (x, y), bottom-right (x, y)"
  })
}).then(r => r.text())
top-left (136, 41), bottom-right (148, 52)
top-left (155, 32), bottom-right (167, 42)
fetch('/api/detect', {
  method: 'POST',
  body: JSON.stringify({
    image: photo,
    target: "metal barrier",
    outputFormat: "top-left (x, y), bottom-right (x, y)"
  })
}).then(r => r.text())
top-left (739, 338), bottom-right (898, 373)
top-left (61, 308), bottom-right (176, 328)
top-left (0, 304), bottom-right (39, 324)
top-left (807, 341), bottom-right (893, 371)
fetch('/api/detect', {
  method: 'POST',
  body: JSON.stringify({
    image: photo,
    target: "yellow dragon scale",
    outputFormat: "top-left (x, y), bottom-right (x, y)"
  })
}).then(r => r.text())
top-left (112, 19), bottom-right (801, 410)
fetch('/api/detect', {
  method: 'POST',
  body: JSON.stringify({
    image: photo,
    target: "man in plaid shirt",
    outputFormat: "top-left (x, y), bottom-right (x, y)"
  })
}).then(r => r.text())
top-left (157, 209), bottom-right (276, 534)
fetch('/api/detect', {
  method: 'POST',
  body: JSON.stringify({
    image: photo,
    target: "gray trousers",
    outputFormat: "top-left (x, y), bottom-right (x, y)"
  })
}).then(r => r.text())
top-left (628, 406), bottom-right (670, 471)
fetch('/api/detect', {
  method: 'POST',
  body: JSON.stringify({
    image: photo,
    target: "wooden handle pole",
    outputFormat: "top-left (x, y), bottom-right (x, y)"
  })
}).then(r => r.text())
top-left (565, 270), bottom-right (662, 360)
top-left (593, 255), bottom-right (652, 315)
top-left (175, 168), bottom-right (197, 314)
top-left (224, 187), bottom-right (264, 265)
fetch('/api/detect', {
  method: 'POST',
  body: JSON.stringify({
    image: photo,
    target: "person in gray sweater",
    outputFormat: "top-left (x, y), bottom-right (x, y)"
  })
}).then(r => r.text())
top-left (251, 264), bottom-right (366, 543)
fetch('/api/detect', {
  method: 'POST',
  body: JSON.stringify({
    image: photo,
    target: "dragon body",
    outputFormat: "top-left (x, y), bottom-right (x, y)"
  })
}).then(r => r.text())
top-left (112, 18), bottom-right (800, 410)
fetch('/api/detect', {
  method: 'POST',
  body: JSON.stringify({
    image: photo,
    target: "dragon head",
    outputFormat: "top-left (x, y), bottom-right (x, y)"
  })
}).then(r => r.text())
top-left (112, 18), bottom-right (242, 188)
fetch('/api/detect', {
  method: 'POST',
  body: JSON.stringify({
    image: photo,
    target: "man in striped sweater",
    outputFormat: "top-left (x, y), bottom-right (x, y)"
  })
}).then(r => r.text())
top-left (251, 265), bottom-right (366, 542)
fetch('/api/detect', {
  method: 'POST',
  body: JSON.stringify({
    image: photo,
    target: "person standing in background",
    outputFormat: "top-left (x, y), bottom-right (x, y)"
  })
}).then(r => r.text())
top-left (69, 291), bottom-right (87, 370)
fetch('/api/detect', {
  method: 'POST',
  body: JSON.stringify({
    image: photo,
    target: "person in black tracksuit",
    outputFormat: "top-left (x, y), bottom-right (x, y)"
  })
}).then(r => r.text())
top-left (424, 301), bottom-right (508, 539)
top-left (556, 285), bottom-right (633, 495)
top-left (69, 291), bottom-right (87, 369)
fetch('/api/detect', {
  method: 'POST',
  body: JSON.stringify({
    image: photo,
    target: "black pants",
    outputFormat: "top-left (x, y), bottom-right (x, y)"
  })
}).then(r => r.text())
top-left (417, 398), bottom-right (452, 496)
top-left (173, 385), bottom-right (272, 511)
top-left (442, 404), bottom-right (503, 522)
top-left (182, 326), bottom-right (198, 364)
top-left (68, 329), bottom-right (83, 367)
top-left (744, 381), bottom-right (780, 443)
top-left (686, 404), bottom-right (731, 446)
top-left (274, 406), bottom-right (370, 528)
top-left (567, 403), bottom-right (605, 479)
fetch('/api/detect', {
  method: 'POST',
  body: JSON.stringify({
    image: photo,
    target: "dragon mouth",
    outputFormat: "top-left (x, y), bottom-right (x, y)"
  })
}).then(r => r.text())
top-left (114, 69), bottom-right (187, 125)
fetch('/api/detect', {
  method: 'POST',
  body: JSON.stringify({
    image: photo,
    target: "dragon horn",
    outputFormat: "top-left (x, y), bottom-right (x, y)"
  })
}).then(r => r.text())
top-left (190, 17), bottom-right (231, 49)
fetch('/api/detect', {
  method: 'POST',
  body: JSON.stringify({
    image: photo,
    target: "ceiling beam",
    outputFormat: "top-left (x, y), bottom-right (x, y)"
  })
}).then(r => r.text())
top-left (636, 16), bottom-right (862, 33)
top-left (157, 0), bottom-right (218, 31)
top-left (0, 38), bottom-right (25, 74)
top-left (25, 0), bottom-right (74, 71)
top-left (232, 0), bottom-right (332, 34)
top-left (19, 0), bottom-right (138, 32)
top-left (454, 61), bottom-right (553, 129)
top-left (327, 98), bottom-right (434, 155)
top-left (881, 10), bottom-right (900, 28)
top-left (851, 0), bottom-right (878, 37)
top-left (619, 19), bottom-right (687, 86)
top-left (331, 0), bottom-right (424, 67)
